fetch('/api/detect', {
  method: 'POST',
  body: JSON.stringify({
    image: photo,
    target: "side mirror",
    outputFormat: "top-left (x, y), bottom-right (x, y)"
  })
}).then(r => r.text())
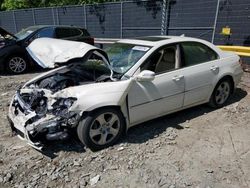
top-left (135, 70), bottom-right (155, 82)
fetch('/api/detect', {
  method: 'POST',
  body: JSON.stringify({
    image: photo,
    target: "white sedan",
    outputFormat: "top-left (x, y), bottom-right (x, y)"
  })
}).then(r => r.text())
top-left (8, 36), bottom-right (243, 151)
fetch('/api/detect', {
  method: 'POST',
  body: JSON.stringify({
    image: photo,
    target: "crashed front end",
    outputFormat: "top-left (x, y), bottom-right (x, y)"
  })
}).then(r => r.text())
top-left (7, 37), bottom-right (115, 150)
top-left (8, 88), bottom-right (81, 150)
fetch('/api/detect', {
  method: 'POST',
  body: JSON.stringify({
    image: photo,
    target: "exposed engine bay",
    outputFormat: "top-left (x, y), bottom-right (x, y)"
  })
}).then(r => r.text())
top-left (30, 59), bottom-right (114, 93)
top-left (8, 57), bottom-right (117, 149)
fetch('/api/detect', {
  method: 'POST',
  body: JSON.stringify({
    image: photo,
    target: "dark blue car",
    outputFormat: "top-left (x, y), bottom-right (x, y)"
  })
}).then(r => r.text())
top-left (0, 25), bottom-right (94, 74)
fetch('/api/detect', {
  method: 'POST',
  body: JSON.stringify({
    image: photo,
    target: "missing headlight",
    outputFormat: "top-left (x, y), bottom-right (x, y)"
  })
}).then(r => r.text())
top-left (52, 97), bottom-right (77, 117)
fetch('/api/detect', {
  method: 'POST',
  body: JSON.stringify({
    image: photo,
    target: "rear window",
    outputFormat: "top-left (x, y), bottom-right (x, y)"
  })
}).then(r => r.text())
top-left (181, 42), bottom-right (218, 67)
top-left (55, 28), bottom-right (82, 38)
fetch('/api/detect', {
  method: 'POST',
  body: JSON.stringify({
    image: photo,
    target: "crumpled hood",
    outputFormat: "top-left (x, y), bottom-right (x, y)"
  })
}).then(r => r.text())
top-left (26, 38), bottom-right (109, 68)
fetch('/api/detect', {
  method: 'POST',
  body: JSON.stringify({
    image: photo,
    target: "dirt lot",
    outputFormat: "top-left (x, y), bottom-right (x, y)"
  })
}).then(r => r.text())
top-left (0, 71), bottom-right (249, 188)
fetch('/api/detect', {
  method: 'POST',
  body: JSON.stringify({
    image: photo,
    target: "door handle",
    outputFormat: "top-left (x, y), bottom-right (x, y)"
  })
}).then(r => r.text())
top-left (172, 75), bottom-right (184, 81)
top-left (210, 65), bottom-right (219, 71)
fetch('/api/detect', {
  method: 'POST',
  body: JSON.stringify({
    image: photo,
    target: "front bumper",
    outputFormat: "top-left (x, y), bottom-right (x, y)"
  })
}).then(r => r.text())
top-left (8, 94), bottom-right (44, 150)
top-left (8, 91), bottom-right (80, 150)
top-left (7, 114), bottom-right (43, 150)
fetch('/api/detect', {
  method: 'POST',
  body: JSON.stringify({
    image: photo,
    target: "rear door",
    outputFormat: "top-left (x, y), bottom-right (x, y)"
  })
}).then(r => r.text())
top-left (179, 42), bottom-right (220, 107)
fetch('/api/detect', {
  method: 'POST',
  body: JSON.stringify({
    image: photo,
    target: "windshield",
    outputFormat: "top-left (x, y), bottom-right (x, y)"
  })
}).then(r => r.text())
top-left (105, 43), bottom-right (150, 74)
top-left (15, 27), bottom-right (39, 40)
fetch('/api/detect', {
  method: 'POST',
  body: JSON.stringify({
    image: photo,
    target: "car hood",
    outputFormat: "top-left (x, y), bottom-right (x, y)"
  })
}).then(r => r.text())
top-left (0, 27), bottom-right (17, 40)
top-left (26, 38), bottom-right (109, 68)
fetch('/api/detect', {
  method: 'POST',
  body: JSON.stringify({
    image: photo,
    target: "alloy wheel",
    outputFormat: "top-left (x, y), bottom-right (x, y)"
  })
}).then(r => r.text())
top-left (8, 57), bottom-right (27, 73)
top-left (215, 81), bottom-right (230, 105)
top-left (89, 112), bottom-right (120, 145)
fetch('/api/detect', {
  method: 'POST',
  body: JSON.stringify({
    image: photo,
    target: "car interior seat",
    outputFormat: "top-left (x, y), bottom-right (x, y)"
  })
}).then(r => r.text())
top-left (155, 47), bottom-right (176, 73)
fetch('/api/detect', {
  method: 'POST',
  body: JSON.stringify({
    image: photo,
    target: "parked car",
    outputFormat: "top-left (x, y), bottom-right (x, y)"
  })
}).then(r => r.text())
top-left (8, 36), bottom-right (243, 151)
top-left (0, 25), bottom-right (94, 74)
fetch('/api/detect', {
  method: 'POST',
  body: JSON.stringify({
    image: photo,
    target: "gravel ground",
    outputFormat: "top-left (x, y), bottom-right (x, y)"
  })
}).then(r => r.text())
top-left (0, 72), bottom-right (249, 188)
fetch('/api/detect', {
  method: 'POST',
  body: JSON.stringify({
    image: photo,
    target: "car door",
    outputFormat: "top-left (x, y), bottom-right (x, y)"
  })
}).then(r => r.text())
top-left (179, 42), bottom-right (220, 107)
top-left (128, 44), bottom-right (185, 125)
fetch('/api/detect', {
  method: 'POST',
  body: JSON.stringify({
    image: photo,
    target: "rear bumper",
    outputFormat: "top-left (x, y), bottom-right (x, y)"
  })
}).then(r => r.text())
top-left (233, 68), bottom-right (244, 88)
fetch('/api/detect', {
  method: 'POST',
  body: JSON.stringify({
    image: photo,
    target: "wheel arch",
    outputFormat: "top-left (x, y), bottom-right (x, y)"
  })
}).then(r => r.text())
top-left (216, 74), bottom-right (235, 94)
top-left (208, 74), bottom-right (235, 108)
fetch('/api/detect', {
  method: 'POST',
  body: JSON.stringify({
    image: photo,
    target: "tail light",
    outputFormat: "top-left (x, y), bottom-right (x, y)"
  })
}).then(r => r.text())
top-left (86, 37), bottom-right (94, 45)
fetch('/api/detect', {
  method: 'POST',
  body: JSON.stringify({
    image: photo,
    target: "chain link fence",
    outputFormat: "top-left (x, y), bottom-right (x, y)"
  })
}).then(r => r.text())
top-left (0, 0), bottom-right (250, 46)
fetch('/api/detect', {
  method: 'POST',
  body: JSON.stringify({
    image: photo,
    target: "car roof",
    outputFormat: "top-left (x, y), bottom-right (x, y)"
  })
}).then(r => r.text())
top-left (25, 25), bottom-right (86, 30)
top-left (116, 35), bottom-right (211, 47)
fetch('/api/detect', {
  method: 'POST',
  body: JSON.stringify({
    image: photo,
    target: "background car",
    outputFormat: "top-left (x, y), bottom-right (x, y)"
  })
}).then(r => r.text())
top-left (0, 25), bottom-right (94, 74)
top-left (8, 36), bottom-right (243, 151)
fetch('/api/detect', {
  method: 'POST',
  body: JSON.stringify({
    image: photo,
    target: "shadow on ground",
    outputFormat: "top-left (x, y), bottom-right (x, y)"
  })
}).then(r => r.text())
top-left (41, 133), bottom-right (86, 159)
top-left (125, 88), bottom-right (247, 144)
top-left (39, 88), bottom-right (247, 158)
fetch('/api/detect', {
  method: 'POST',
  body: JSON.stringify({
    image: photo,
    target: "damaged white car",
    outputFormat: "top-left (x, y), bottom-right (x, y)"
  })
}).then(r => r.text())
top-left (8, 36), bottom-right (243, 151)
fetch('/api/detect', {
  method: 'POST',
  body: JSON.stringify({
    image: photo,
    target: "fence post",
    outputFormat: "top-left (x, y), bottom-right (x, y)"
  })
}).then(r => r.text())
top-left (12, 10), bottom-right (17, 33)
top-left (161, 0), bottom-right (167, 35)
top-left (56, 8), bottom-right (60, 25)
top-left (161, 0), bottom-right (170, 35)
top-left (32, 9), bottom-right (36, 25)
top-left (84, 4), bottom-right (87, 29)
top-left (120, 2), bottom-right (123, 38)
top-left (212, 0), bottom-right (220, 43)
top-left (51, 8), bottom-right (56, 25)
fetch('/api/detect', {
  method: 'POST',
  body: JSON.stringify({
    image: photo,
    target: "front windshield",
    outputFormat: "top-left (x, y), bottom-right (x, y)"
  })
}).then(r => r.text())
top-left (105, 43), bottom-right (150, 74)
top-left (15, 27), bottom-right (39, 40)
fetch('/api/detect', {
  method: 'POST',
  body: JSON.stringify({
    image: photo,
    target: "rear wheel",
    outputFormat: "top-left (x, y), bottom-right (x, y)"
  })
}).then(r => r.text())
top-left (209, 78), bottom-right (232, 108)
top-left (6, 56), bottom-right (28, 74)
top-left (77, 108), bottom-right (125, 151)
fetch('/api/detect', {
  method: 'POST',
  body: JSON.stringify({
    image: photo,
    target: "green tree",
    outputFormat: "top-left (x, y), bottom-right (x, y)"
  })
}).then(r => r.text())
top-left (1, 0), bottom-right (120, 10)
top-left (1, 0), bottom-right (40, 10)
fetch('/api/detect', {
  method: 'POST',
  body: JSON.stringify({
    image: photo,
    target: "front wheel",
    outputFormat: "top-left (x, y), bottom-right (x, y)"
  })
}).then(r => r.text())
top-left (77, 108), bottom-right (125, 151)
top-left (6, 56), bottom-right (28, 74)
top-left (209, 79), bottom-right (232, 108)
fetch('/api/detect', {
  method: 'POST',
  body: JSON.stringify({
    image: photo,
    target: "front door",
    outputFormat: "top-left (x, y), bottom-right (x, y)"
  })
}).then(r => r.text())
top-left (128, 44), bottom-right (185, 125)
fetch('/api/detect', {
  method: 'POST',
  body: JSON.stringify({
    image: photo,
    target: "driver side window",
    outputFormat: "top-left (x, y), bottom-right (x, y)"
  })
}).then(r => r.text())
top-left (141, 45), bottom-right (178, 74)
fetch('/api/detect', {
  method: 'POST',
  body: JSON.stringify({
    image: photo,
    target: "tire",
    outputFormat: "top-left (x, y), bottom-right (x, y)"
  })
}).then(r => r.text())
top-left (209, 78), bottom-right (233, 108)
top-left (6, 56), bottom-right (28, 74)
top-left (77, 108), bottom-right (125, 151)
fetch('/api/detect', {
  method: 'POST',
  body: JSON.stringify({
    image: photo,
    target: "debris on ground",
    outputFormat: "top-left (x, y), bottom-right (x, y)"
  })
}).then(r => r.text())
top-left (0, 72), bottom-right (249, 188)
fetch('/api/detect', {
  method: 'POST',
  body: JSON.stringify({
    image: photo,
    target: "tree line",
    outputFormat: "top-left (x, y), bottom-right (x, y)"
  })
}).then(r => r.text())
top-left (0, 0), bottom-right (121, 10)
